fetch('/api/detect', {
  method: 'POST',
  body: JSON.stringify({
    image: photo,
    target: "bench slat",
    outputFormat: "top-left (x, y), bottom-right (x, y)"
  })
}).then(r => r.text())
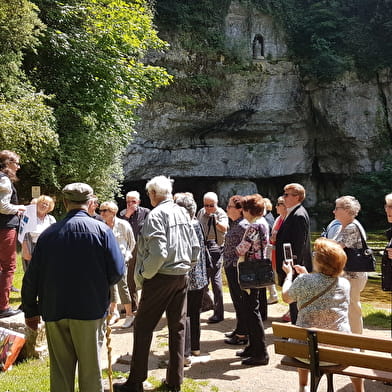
top-left (272, 322), bottom-right (392, 353)
top-left (273, 322), bottom-right (308, 340)
top-left (280, 356), bottom-right (392, 383)
top-left (310, 328), bottom-right (392, 353)
top-left (275, 340), bottom-right (392, 373)
top-left (337, 367), bottom-right (392, 382)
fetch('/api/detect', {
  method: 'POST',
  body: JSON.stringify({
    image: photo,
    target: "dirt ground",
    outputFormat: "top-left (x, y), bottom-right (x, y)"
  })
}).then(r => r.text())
top-left (102, 293), bottom-right (392, 392)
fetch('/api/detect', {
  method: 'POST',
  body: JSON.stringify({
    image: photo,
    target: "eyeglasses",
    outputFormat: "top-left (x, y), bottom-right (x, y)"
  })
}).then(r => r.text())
top-left (99, 209), bottom-right (109, 213)
top-left (204, 204), bottom-right (215, 208)
top-left (276, 203), bottom-right (284, 207)
top-left (283, 193), bottom-right (298, 198)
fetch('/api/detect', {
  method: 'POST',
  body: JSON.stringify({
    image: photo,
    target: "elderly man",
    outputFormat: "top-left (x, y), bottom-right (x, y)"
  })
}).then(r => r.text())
top-left (114, 176), bottom-right (200, 392)
top-left (197, 192), bottom-right (228, 323)
top-left (119, 191), bottom-right (150, 312)
top-left (275, 183), bottom-right (312, 324)
top-left (22, 183), bottom-right (124, 392)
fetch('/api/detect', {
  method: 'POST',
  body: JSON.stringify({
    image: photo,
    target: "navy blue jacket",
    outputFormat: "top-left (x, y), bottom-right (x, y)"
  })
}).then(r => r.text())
top-left (22, 209), bottom-right (124, 321)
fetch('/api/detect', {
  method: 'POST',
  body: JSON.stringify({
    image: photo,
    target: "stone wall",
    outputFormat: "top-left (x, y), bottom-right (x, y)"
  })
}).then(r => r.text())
top-left (122, 1), bottom-right (392, 226)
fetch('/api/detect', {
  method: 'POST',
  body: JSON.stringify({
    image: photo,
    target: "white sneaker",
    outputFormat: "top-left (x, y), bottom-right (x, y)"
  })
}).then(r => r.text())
top-left (299, 386), bottom-right (310, 392)
top-left (121, 315), bottom-right (135, 329)
top-left (109, 310), bottom-right (120, 325)
top-left (267, 295), bottom-right (278, 305)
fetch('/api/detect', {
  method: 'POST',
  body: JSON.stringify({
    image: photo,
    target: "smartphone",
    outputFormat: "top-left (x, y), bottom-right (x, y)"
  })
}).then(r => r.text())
top-left (283, 243), bottom-right (293, 265)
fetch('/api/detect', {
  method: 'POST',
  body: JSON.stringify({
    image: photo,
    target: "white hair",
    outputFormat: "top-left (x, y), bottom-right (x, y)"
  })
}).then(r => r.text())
top-left (335, 195), bottom-right (361, 217)
top-left (203, 192), bottom-right (218, 202)
top-left (126, 191), bottom-right (140, 200)
top-left (385, 193), bottom-right (392, 204)
top-left (146, 176), bottom-right (173, 197)
top-left (100, 201), bottom-right (118, 213)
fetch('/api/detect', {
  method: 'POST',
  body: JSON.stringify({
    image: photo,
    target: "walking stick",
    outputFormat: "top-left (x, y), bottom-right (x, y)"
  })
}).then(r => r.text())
top-left (106, 314), bottom-right (114, 392)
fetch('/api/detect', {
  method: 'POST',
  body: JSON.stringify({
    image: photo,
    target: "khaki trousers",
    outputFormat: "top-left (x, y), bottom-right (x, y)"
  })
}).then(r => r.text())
top-left (344, 272), bottom-right (368, 334)
top-left (45, 318), bottom-right (105, 392)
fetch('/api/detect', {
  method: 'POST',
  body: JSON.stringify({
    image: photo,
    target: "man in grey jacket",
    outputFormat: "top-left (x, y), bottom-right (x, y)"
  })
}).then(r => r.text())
top-left (114, 176), bottom-right (200, 392)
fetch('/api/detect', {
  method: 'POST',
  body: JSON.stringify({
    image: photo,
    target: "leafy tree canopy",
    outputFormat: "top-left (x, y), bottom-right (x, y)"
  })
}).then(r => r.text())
top-left (1, 0), bottom-right (172, 201)
top-left (0, 0), bottom-right (59, 191)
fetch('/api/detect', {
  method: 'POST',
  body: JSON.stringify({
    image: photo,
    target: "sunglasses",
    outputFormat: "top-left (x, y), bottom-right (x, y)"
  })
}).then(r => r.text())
top-left (204, 204), bottom-right (215, 208)
top-left (283, 193), bottom-right (298, 198)
top-left (99, 209), bottom-right (109, 213)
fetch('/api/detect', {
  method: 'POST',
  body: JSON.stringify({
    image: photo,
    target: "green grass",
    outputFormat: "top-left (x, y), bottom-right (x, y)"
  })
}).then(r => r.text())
top-left (363, 303), bottom-right (392, 329)
top-left (5, 240), bottom-right (391, 391)
top-left (0, 358), bottom-right (50, 392)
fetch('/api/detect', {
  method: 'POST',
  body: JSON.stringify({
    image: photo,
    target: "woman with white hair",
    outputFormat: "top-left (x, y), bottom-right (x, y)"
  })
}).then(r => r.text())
top-left (22, 195), bottom-right (56, 271)
top-left (332, 195), bottom-right (367, 334)
top-left (174, 193), bottom-right (208, 362)
top-left (100, 201), bottom-right (136, 328)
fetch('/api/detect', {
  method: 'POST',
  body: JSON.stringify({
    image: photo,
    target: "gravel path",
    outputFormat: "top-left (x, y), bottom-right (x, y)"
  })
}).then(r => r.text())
top-left (102, 294), bottom-right (391, 392)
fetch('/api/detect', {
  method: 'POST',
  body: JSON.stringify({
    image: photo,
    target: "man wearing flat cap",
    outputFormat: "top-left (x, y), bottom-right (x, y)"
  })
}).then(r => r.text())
top-left (22, 182), bottom-right (124, 392)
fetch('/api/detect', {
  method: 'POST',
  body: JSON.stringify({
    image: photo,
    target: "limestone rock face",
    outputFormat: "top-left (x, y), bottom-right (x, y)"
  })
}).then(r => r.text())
top-left (123, 1), bottom-right (392, 214)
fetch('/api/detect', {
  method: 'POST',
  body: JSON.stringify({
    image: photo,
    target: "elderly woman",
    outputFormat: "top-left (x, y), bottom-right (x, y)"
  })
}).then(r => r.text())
top-left (235, 194), bottom-right (269, 366)
top-left (282, 237), bottom-right (363, 392)
top-left (331, 196), bottom-right (368, 335)
top-left (22, 195), bottom-right (56, 271)
top-left (222, 195), bottom-right (249, 345)
top-left (100, 201), bottom-right (136, 328)
top-left (382, 193), bottom-right (392, 291)
top-left (174, 193), bottom-right (208, 362)
top-left (0, 150), bottom-right (26, 318)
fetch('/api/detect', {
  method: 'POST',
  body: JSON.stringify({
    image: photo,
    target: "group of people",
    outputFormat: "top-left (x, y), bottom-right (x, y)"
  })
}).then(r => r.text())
top-left (0, 148), bottom-right (391, 392)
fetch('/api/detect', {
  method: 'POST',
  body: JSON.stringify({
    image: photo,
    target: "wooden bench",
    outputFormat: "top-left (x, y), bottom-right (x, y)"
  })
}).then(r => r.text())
top-left (272, 322), bottom-right (392, 392)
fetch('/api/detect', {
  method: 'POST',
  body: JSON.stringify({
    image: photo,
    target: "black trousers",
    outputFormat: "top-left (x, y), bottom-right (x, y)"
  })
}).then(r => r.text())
top-left (184, 287), bottom-right (205, 355)
top-left (126, 248), bottom-right (139, 312)
top-left (207, 261), bottom-right (224, 319)
top-left (224, 265), bottom-right (248, 335)
top-left (127, 273), bottom-right (188, 387)
top-left (241, 288), bottom-right (268, 359)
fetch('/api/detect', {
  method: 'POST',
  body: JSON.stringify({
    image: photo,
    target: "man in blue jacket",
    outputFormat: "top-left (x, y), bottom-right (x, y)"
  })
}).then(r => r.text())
top-left (22, 182), bottom-right (124, 392)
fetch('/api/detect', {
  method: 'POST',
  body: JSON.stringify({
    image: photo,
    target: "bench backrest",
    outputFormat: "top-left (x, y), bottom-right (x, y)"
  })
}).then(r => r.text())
top-left (272, 322), bottom-right (392, 373)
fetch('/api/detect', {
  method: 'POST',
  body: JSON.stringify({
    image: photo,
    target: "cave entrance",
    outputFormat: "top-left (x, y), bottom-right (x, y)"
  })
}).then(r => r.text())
top-left (252, 34), bottom-right (264, 59)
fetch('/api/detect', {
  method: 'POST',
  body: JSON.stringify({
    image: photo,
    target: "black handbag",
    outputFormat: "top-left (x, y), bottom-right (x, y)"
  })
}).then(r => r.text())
top-left (238, 257), bottom-right (275, 289)
top-left (237, 224), bottom-right (275, 289)
top-left (343, 222), bottom-right (376, 272)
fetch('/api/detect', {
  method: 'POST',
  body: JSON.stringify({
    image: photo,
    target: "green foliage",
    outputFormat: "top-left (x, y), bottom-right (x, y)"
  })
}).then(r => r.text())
top-left (155, 0), bottom-right (231, 54)
top-left (343, 157), bottom-right (392, 230)
top-left (0, 0), bottom-right (59, 191)
top-left (0, 0), bottom-right (45, 97)
top-left (251, 0), bottom-right (392, 81)
top-left (24, 0), bottom-right (172, 198)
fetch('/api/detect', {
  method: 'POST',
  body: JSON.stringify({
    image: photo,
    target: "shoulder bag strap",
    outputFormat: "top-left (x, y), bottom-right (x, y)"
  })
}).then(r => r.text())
top-left (257, 223), bottom-right (266, 257)
top-left (207, 215), bottom-right (218, 243)
top-left (298, 278), bottom-right (338, 311)
top-left (352, 221), bottom-right (369, 250)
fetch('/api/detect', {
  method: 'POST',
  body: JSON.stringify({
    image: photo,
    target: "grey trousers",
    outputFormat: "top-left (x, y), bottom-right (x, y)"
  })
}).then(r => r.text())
top-left (45, 318), bottom-right (105, 392)
top-left (128, 273), bottom-right (188, 387)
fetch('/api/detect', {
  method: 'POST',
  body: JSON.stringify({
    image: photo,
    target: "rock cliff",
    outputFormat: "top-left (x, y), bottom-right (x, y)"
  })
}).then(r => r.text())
top-left (123, 1), bottom-right (392, 225)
